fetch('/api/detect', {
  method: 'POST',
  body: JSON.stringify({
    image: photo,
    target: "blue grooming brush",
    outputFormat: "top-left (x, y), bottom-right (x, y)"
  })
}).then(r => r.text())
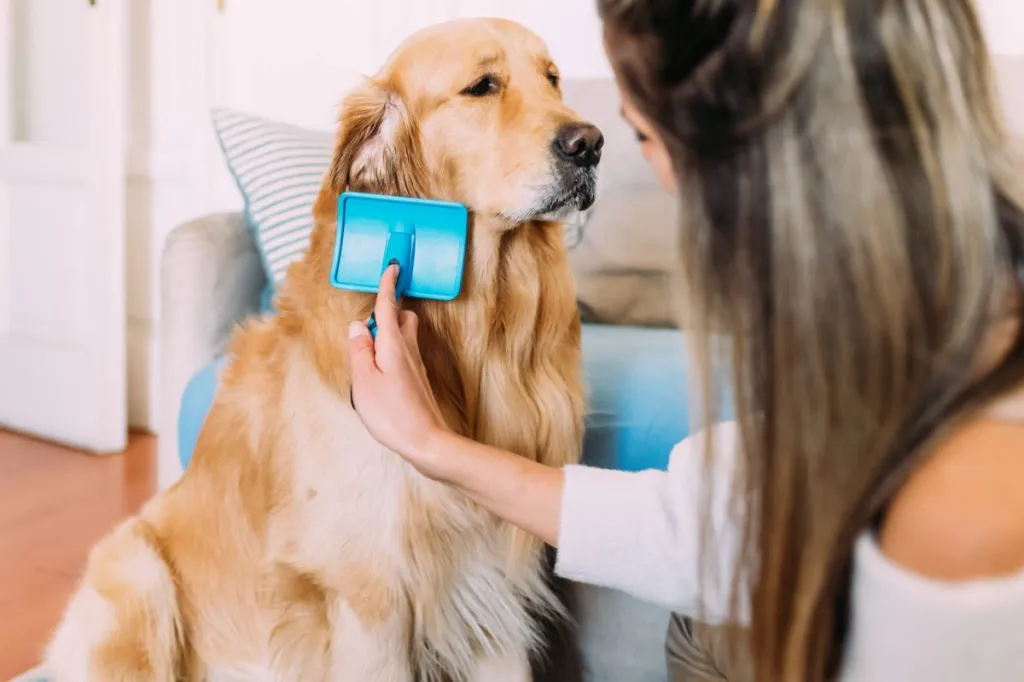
top-left (330, 191), bottom-right (469, 338)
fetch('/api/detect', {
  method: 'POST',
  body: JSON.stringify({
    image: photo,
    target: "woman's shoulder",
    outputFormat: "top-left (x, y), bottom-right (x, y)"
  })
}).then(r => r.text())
top-left (846, 513), bottom-right (1024, 681)
top-left (878, 409), bottom-right (1024, 582)
top-left (844, 407), bottom-right (1024, 680)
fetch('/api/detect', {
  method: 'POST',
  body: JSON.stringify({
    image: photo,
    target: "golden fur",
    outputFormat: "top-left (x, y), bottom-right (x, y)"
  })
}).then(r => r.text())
top-left (45, 18), bottom-right (600, 682)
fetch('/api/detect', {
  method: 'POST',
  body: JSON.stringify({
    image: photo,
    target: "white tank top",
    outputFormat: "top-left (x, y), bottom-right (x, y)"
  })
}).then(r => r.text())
top-left (985, 389), bottom-right (1024, 422)
top-left (555, 386), bottom-right (1024, 682)
top-left (840, 386), bottom-right (1024, 681)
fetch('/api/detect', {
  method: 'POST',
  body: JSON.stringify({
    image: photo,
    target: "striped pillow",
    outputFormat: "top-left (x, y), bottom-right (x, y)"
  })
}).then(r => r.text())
top-left (212, 108), bottom-right (334, 285)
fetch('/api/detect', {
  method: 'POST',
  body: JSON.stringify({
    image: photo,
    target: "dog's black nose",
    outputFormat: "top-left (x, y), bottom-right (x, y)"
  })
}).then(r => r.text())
top-left (553, 122), bottom-right (604, 167)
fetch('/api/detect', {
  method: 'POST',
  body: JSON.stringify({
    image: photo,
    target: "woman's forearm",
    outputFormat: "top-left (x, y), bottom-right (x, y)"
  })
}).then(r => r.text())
top-left (419, 430), bottom-right (565, 546)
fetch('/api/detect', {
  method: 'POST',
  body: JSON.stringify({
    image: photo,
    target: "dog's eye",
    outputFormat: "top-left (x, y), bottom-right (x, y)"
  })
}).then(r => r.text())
top-left (547, 72), bottom-right (560, 88)
top-left (461, 75), bottom-right (499, 98)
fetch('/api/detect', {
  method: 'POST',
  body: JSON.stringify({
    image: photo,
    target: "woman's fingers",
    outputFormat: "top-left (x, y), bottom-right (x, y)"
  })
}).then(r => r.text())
top-left (396, 309), bottom-right (432, 389)
top-left (347, 321), bottom-right (378, 409)
top-left (373, 264), bottom-right (402, 335)
top-left (398, 310), bottom-right (419, 350)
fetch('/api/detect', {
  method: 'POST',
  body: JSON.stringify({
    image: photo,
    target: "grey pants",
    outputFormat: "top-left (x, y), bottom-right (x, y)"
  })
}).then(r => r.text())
top-left (665, 614), bottom-right (750, 682)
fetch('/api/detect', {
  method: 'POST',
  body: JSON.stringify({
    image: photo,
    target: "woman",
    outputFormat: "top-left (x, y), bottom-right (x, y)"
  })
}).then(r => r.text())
top-left (349, 0), bottom-right (1024, 679)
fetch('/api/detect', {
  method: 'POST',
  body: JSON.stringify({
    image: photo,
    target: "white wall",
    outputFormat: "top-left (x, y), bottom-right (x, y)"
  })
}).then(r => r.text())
top-left (459, 0), bottom-right (612, 78)
top-left (979, 1), bottom-right (1024, 146)
top-left (196, 0), bottom-right (611, 214)
top-left (977, 0), bottom-right (1024, 56)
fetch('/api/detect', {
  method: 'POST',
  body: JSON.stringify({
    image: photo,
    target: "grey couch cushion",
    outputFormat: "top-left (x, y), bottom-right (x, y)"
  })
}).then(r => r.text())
top-left (561, 79), bottom-right (680, 329)
top-left (571, 583), bottom-right (671, 682)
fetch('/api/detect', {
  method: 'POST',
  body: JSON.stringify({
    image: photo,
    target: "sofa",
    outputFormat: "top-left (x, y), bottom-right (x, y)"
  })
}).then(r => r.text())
top-left (158, 78), bottom-right (700, 682)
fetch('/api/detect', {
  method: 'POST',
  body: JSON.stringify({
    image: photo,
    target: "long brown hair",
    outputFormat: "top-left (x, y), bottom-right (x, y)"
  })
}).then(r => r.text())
top-left (597, 0), bottom-right (1024, 679)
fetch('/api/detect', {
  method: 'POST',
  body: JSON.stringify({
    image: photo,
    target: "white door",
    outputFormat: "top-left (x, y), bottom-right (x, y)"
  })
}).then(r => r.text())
top-left (0, 0), bottom-right (127, 453)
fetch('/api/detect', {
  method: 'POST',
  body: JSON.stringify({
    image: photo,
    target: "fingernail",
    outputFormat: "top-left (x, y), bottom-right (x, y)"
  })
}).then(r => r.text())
top-left (349, 321), bottom-right (367, 338)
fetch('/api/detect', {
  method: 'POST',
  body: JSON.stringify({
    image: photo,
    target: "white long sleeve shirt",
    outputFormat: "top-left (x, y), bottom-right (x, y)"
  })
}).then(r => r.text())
top-left (555, 420), bottom-right (1024, 681)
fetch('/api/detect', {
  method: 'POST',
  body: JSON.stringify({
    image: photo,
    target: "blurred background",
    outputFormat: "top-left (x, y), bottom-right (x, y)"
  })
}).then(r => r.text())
top-left (0, 0), bottom-right (615, 456)
top-left (0, 0), bottom-right (1020, 467)
top-left (0, 1), bottom-right (1020, 679)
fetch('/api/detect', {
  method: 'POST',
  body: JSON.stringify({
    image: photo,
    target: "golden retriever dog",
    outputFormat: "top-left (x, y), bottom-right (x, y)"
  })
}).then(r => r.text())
top-left (44, 16), bottom-right (602, 682)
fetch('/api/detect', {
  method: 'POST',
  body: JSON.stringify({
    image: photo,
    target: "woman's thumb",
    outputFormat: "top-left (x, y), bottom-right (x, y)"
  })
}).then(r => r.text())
top-left (398, 310), bottom-right (420, 350)
top-left (348, 321), bottom-right (377, 378)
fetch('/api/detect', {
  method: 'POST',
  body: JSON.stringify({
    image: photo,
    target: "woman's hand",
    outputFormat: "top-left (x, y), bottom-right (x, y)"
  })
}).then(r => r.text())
top-left (347, 265), bottom-right (450, 477)
top-left (349, 265), bottom-right (566, 546)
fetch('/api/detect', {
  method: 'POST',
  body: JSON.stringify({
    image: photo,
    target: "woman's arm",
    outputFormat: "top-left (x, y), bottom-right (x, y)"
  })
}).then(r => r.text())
top-left (346, 265), bottom-right (566, 546)
top-left (417, 430), bottom-right (566, 547)
top-left (418, 422), bottom-right (746, 621)
top-left (555, 422), bottom-right (744, 620)
top-left (348, 267), bottom-right (743, 620)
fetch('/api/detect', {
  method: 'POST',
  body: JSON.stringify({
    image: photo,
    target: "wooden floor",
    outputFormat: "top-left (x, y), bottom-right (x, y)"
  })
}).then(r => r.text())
top-left (0, 430), bottom-right (157, 680)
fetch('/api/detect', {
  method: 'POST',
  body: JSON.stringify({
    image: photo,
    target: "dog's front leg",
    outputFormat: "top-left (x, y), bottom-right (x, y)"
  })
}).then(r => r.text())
top-left (328, 599), bottom-right (413, 681)
top-left (468, 649), bottom-right (532, 682)
top-left (530, 546), bottom-right (584, 682)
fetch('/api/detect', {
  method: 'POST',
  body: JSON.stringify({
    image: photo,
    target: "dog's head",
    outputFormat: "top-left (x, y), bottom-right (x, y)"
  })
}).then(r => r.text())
top-left (324, 18), bottom-right (602, 223)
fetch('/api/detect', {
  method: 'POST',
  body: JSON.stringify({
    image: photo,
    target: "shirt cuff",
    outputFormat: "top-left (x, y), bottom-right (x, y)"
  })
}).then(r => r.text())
top-left (555, 463), bottom-right (666, 592)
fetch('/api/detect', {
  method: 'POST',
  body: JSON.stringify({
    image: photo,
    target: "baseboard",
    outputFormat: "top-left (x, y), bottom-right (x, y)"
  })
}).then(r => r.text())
top-left (127, 317), bottom-right (159, 433)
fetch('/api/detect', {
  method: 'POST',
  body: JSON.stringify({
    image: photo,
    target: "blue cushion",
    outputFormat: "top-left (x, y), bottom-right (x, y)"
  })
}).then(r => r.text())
top-left (579, 324), bottom-right (691, 471)
top-left (178, 355), bottom-right (230, 468)
top-left (178, 324), bottom-right (721, 473)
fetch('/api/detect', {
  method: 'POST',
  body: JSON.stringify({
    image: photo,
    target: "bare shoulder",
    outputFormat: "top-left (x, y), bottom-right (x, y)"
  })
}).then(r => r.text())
top-left (879, 419), bottom-right (1024, 581)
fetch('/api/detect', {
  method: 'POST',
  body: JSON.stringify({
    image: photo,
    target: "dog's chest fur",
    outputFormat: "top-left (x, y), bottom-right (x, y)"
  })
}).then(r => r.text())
top-left (263, 341), bottom-right (572, 680)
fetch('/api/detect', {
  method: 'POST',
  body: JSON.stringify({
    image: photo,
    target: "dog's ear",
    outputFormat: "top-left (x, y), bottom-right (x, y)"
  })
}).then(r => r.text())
top-left (327, 82), bottom-right (428, 198)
